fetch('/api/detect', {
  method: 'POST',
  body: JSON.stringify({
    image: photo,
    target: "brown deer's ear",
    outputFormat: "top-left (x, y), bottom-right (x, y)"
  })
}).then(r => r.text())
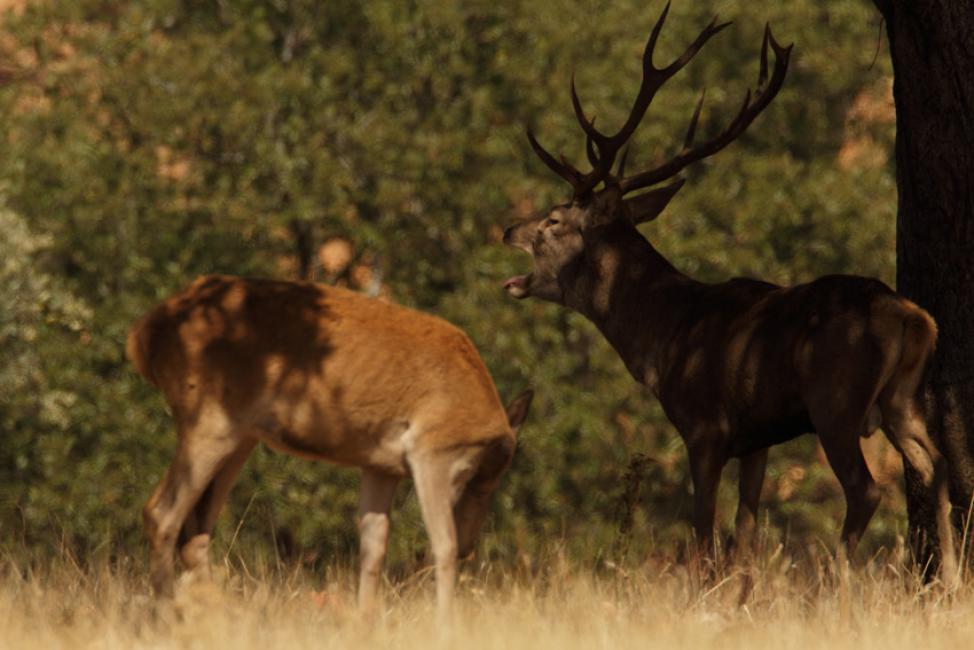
top-left (504, 389), bottom-right (533, 433)
top-left (623, 178), bottom-right (686, 225)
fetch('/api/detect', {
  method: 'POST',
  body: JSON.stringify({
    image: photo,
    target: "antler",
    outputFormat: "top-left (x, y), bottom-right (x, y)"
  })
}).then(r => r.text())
top-left (526, 4), bottom-right (792, 201)
top-left (618, 24), bottom-right (792, 194)
top-left (526, 2), bottom-right (729, 199)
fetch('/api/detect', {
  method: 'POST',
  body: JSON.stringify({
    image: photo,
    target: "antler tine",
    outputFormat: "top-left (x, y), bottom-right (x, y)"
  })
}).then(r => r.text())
top-left (617, 146), bottom-right (630, 178)
top-left (619, 25), bottom-right (792, 195)
top-left (758, 23), bottom-right (770, 90)
top-left (585, 124), bottom-right (600, 169)
top-left (661, 14), bottom-right (733, 77)
top-left (684, 88), bottom-right (706, 150)
top-left (526, 128), bottom-right (584, 186)
top-left (570, 73), bottom-right (600, 144)
top-left (567, 6), bottom-right (731, 199)
top-left (645, 0), bottom-right (672, 69)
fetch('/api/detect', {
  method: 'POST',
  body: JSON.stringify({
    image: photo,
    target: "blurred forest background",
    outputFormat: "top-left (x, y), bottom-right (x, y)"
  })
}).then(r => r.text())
top-left (0, 0), bottom-right (904, 573)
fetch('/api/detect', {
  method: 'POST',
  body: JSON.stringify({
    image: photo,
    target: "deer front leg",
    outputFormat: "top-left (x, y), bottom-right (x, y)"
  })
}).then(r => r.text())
top-left (357, 470), bottom-right (399, 613)
top-left (143, 428), bottom-right (243, 597)
top-left (733, 448), bottom-right (767, 555)
top-left (179, 440), bottom-right (256, 580)
top-left (408, 449), bottom-right (464, 624)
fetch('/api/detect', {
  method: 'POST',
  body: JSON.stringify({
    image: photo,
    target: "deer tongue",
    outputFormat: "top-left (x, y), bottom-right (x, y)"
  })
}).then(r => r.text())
top-left (503, 274), bottom-right (530, 298)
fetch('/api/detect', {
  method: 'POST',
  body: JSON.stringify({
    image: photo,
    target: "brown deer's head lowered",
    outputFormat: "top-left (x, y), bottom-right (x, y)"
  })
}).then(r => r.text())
top-left (503, 3), bottom-right (791, 305)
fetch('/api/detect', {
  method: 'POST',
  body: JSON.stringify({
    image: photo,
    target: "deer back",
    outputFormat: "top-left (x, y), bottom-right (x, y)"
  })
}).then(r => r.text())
top-left (127, 275), bottom-right (511, 469)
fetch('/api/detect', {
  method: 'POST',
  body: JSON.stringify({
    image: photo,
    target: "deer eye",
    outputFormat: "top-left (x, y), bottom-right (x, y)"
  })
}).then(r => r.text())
top-left (545, 216), bottom-right (560, 227)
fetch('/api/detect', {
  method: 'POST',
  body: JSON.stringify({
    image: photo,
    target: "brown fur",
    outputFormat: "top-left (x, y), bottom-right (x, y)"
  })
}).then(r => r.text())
top-left (129, 274), bottom-right (532, 617)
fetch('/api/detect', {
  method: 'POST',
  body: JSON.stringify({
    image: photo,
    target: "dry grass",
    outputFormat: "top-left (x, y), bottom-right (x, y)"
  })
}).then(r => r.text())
top-left (2, 543), bottom-right (972, 650)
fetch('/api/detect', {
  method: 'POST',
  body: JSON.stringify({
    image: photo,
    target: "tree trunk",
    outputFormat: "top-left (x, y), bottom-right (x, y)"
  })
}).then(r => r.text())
top-left (876, 0), bottom-right (974, 569)
top-left (289, 218), bottom-right (315, 281)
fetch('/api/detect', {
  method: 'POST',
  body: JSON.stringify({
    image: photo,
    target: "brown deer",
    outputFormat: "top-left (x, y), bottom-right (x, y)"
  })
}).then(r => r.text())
top-left (127, 274), bottom-right (533, 616)
top-left (502, 4), bottom-right (957, 582)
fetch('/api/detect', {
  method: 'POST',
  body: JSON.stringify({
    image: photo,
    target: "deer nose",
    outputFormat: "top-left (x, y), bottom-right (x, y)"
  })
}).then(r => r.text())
top-left (503, 225), bottom-right (514, 243)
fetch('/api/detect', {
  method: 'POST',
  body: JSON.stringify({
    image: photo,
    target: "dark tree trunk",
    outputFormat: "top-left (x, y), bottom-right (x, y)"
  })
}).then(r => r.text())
top-left (289, 218), bottom-right (315, 281)
top-left (875, 0), bottom-right (974, 568)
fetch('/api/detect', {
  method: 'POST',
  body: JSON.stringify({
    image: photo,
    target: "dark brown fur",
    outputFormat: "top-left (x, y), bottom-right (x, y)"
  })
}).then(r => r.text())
top-left (504, 191), bottom-right (957, 582)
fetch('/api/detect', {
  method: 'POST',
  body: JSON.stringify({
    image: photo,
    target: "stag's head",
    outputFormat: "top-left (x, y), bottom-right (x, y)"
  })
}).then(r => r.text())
top-left (503, 3), bottom-right (791, 304)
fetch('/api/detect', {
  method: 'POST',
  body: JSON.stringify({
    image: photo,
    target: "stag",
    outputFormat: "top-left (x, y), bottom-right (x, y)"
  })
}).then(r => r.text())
top-left (128, 274), bottom-right (533, 617)
top-left (502, 4), bottom-right (957, 581)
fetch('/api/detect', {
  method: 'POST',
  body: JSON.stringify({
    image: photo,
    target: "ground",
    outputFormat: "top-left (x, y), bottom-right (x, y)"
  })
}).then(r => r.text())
top-left (3, 543), bottom-right (971, 649)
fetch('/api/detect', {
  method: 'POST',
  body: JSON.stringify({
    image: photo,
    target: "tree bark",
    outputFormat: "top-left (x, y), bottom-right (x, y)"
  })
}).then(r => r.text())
top-left (289, 218), bottom-right (315, 281)
top-left (876, 0), bottom-right (974, 568)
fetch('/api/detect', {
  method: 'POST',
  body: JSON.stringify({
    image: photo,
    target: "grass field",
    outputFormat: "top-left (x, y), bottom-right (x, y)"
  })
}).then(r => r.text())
top-left (2, 543), bottom-right (972, 650)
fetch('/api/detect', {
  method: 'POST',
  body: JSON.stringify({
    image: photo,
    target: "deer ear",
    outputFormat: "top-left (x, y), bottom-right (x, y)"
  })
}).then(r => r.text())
top-left (504, 389), bottom-right (533, 433)
top-left (623, 178), bottom-right (685, 225)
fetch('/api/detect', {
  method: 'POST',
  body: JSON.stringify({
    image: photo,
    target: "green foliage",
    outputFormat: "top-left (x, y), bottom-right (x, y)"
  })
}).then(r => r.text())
top-left (0, 0), bottom-right (902, 568)
top-left (0, 205), bottom-right (93, 545)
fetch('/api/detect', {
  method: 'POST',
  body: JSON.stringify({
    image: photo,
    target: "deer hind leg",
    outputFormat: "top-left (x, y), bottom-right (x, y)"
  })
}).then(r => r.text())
top-left (177, 439), bottom-right (256, 580)
top-left (876, 312), bottom-right (957, 587)
top-left (814, 425), bottom-right (881, 561)
top-left (878, 394), bottom-right (958, 587)
top-left (733, 448), bottom-right (768, 557)
top-left (804, 348), bottom-right (887, 562)
top-left (143, 419), bottom-right (244, 597)
top-left (357, 469), bottom-right (399, 614)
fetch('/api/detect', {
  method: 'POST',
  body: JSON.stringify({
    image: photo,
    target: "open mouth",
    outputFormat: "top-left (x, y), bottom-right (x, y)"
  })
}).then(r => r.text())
top-left (503, 273), bottom-right (531, 299)
top-left (502, 227), bottom-right (534, 299)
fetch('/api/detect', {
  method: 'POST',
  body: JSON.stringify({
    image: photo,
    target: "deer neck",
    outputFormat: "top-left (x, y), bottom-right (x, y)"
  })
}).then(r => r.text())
top-left (563, 223), bottom-right (692, 391)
